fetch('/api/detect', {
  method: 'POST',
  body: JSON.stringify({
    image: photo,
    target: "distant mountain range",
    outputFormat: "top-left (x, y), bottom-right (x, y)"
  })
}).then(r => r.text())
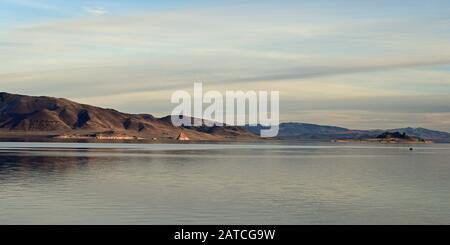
top-left (1, 92), bottom-right (449, 142)
top-left (0, 92), bottom-right (256, 141)
top-left (245, 123), bottom-right (450, 143)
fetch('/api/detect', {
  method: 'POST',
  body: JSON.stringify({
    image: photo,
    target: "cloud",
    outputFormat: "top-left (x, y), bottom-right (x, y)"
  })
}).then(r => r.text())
top-left (83, 6), bottom-right (108, 16)
top-left (2, 4), bottom-right (450, 130)
top-left (233, 57), bottom-right (450, 83)
top-left (281, 110), bottom-right (450, 132)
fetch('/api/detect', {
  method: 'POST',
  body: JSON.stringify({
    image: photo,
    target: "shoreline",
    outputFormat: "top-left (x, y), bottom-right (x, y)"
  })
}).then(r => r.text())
top-left (333, 139), bottom-right (434, 144)
top-left (0, 130), bottom-right (447, 144)
top-left (0, 136), bottom-right (445, 145)
top-left (0, 135), bottom-right (268, 145)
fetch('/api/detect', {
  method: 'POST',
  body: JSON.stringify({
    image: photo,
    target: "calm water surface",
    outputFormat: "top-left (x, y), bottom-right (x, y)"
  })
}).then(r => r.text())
top-left (0, 142), bottom-right (449, 224)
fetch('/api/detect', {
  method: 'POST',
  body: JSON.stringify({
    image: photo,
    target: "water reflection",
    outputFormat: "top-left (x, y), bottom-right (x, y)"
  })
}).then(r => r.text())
top-left (1, 143), bottom-right (450, 225)
top-left (1, 152), bottom-right (94, 180)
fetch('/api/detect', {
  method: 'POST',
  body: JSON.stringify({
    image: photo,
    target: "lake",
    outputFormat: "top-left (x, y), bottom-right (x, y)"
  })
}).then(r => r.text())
top-left (0, 142), bottom-right (449, 225)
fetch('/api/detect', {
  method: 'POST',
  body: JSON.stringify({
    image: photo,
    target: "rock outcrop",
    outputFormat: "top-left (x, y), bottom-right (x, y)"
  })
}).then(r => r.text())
top-left (177, 132), bottom-right (190, 141)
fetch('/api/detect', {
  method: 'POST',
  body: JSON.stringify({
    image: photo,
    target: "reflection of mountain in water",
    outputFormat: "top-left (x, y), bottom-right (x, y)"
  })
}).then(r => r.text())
top-left (0, 147), bottom-right (211, 183)
top-left (0, 149), bottom-right (116, 183)
top-left (0, 154), bottom-right (82, 175)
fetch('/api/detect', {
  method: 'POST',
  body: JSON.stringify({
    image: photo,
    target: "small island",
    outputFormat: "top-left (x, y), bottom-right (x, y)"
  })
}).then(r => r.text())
top-left (335, 131), bottom-right (433, 144)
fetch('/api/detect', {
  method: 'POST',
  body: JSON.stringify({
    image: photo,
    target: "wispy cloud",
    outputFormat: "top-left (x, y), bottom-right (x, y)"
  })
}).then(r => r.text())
top-left (83, 6), bottom-right (108, 16)
top-left (1, 2), bottom-right (450, 130)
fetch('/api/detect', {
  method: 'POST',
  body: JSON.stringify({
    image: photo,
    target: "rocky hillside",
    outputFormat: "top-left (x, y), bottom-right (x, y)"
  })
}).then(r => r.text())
top-left (0, 92), bottom-right (256, 141)
top-left (375, 132), bottom-right (428, 143)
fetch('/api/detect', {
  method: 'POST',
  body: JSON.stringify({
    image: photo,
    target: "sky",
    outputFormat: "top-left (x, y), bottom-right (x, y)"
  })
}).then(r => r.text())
top-left (1, 0), bottom-right (450, 131)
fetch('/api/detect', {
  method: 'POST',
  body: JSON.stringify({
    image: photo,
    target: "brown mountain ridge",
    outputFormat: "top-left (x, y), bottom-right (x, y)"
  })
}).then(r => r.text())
top-left (0, 92), bottom-right (257, 141)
